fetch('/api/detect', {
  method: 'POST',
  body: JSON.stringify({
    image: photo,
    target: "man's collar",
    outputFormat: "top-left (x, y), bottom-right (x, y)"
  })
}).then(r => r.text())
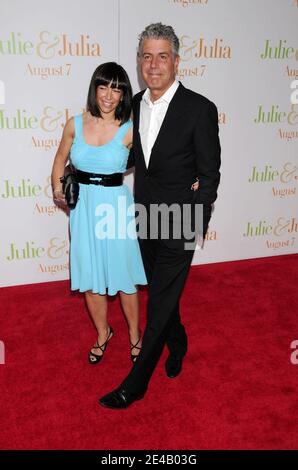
top-left (142, 80), bottom-right (179, 106)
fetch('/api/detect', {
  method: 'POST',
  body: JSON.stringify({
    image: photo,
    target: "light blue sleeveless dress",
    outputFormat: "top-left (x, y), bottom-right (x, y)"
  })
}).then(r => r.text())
top-left (69, 115), bottom-right (147, 295)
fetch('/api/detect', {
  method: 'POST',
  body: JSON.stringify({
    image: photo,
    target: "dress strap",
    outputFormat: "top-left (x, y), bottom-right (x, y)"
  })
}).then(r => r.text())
top-left (115, 120), bottom-right (133, 143)
top-left (73, 114), bottom-right (83, 141)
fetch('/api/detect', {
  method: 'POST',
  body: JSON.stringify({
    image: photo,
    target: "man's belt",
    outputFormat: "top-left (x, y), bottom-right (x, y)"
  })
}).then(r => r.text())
top-left (76, 170), bottom-right (123, 187)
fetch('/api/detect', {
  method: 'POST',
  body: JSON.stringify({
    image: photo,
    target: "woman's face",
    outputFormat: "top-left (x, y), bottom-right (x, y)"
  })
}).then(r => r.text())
top-left (96, 81), bottom-right (123, 117)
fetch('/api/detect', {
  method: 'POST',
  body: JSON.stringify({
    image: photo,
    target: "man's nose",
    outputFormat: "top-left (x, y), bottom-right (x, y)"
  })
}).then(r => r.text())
top-left (150, 56), bottom-right (158, 68)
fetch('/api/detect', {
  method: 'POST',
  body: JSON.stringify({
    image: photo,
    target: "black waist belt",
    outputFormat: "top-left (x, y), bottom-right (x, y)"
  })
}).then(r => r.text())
top-left (76, 170), bottom-right (123, 187)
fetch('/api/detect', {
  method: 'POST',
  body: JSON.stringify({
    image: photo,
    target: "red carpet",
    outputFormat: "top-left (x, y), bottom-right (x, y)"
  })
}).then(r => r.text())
top-left (0, 254), bottom-right (297, 450)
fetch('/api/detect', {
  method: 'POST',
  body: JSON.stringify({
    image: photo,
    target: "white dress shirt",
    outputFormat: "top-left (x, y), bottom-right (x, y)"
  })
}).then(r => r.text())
top-left (139, 80), bottom-right (179, 168)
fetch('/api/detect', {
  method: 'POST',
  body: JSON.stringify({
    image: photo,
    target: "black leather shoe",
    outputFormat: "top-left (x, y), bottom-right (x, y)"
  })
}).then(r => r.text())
top-left (165, 354), bottom-right (184, 378)
top-left (99, 387), bottom-right (146, 409)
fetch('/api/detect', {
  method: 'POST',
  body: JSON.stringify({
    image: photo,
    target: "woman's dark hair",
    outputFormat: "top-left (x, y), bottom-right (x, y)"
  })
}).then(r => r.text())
top-left (86, 62), bottom-right (132, 124)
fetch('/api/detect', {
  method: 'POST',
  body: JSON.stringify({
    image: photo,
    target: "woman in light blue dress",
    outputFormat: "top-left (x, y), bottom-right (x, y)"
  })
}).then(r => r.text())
top-left (51, 63), bottom-right (147, 364)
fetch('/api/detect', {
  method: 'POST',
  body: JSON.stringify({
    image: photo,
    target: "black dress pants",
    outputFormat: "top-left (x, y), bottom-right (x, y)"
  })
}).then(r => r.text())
top-left (121, 236), bottom-right (194, 394)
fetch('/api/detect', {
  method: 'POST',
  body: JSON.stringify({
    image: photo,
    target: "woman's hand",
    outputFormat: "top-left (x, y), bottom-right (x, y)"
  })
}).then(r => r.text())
top-left (53, 188), bottom-right (67, 206)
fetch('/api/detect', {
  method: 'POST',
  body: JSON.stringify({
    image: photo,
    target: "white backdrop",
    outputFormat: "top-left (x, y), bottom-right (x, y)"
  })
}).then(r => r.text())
top-left (0, 0), bottom-right (297, 287)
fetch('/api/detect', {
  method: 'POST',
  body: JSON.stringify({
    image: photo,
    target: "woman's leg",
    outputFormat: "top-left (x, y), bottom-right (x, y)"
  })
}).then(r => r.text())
top-left (119, 291), bottom-right (142, 359)
top-left (85, 291), bottom-right (112, 357)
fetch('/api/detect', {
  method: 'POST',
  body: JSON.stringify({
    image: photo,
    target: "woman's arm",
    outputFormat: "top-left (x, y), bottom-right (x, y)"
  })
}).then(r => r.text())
top-left (51, 117), bottom-right (75, 203)
top-left (126, 147), bottom-right (135, 169)
top-left (122, 126), bottom-right (135, 170)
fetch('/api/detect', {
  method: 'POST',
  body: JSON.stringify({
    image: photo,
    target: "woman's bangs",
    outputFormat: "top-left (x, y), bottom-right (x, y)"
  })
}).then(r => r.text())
top-left (95, 74), bottom-right (126, 91)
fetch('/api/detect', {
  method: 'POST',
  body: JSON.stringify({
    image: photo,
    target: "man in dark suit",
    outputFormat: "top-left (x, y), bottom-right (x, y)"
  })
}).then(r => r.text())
top-left (99, 23), bottom-right (221, 409)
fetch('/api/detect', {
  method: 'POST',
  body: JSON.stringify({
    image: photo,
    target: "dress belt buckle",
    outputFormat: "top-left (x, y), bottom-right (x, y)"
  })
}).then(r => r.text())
top-left (90, 177), bottom-right (102, 186)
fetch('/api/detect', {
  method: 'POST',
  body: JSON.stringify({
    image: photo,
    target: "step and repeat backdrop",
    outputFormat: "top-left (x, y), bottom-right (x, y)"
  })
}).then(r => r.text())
top-left (0, 0), bottom-right (297, 287)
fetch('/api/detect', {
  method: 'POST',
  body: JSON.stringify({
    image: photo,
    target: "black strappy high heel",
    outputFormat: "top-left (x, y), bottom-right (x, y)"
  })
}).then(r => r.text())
top-left (88, 327), bottom-right (114, 365)
top-left (130, 336), bottom-right (142, 363)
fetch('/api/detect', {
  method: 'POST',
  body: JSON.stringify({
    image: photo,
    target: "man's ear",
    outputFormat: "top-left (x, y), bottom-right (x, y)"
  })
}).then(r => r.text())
top-left (174, 55), bottom-right (180, 74)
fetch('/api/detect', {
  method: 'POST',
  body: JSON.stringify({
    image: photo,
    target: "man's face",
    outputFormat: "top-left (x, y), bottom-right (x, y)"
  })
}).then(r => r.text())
top-left (139, 38), bottom-right (180, 97)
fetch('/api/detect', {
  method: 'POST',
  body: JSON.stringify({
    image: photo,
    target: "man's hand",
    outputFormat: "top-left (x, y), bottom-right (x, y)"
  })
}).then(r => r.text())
top-left (191, 178), bottom-right (199, 191)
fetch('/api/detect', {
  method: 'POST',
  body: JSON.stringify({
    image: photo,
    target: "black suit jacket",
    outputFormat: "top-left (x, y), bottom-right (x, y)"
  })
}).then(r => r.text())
top-left (127, 83), bottom-right (221, 232)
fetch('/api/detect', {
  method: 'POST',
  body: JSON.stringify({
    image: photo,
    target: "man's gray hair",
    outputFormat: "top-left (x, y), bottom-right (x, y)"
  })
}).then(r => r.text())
top-left (138, 23), bottom-right (180, 57)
